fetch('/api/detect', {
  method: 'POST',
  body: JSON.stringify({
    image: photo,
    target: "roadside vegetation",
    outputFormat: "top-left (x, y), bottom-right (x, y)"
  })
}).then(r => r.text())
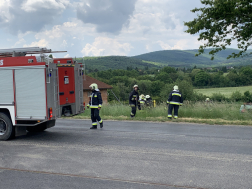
top-left (77, 60), bottom-right (252, 125)
top-left (72, 102), bottom-right (252, 126)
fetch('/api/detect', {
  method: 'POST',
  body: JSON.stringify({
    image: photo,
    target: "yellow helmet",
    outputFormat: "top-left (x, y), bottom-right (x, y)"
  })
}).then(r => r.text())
top-left (89, 83), bottom-right (98, 90)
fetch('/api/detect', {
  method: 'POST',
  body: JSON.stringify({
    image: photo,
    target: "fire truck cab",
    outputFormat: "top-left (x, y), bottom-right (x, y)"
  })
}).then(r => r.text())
top-left (0, 47), bottom-right (84, 141)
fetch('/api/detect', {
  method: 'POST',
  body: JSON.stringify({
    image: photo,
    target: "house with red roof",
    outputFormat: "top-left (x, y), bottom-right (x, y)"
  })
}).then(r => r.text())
top-left (83, 75), bottom-right (113, 105)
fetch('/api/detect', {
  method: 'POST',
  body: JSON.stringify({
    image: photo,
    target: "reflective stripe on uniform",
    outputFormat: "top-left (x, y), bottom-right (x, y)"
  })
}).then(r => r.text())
top-left (172, 93), bottom-right (181, 97)
top-left (98, 104), bottom-right (102, 108)
top-left (169, 101), bottom-right (181, 105)
top-left (168, 114), bottom-right (172, 118)
top-left (90, 105), bottom-right (99, 108)
top-left (174, 116), bottom-right (178, 119)
top-left (99, 120), bottom-right (103, 123)
top-left (92, 122), bottom-right (97, 126)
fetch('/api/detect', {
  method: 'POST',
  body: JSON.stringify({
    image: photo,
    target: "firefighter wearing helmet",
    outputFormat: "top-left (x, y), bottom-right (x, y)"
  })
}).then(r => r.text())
top-left (145, 95), bottom-right (152, 106)
top-left (167, 85), bottom-right (183, 119)
top-left (129, 84), bottom-right (140, 117)
top-left (87, 83), bottom-right (103, 129)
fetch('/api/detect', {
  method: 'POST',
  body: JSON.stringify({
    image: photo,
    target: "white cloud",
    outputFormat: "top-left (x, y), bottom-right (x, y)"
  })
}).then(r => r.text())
top-left (81, 37), bottom-right (133, 56)
top-left (0, 0), bottom-right (70, 34)
top-left (76, 0), bottom-right (137, 33)
top-left (0, 0), bottom-right (12, 23)
top-left (0, 0), bottom-right (208, 57)
top-left (21, 0), bottom-right (69, 12)
top-left (24, 39), bottom-right (49, 47)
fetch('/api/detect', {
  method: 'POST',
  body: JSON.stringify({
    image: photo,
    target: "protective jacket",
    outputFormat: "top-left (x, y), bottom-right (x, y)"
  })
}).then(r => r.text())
top-left (87, 90), bottom-right (102, 108)
top-left (129, 90), bottom-right (139, 105)
top-left (167, 90), bottom-right (183, 105)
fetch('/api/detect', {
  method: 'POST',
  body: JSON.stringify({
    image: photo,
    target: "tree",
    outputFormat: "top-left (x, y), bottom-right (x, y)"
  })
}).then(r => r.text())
top-left (194, 70), bottom-right (209, 86)
top-left (184, 0), bottom-right (252, 59)
top-left (160, 66), bottom-right (177, 74)
top-left (155, 72), bottom-right (173, 84)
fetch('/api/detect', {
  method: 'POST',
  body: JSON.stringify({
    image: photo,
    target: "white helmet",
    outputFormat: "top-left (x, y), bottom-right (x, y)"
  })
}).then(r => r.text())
top-left (173, 85), bottom-right (179, 90)
top-left (89, 83), bottom-right (98, 90)
top-left (133, 84), bottom-right (138, 88)
top-left (146, 95), bottom-right (150, 98)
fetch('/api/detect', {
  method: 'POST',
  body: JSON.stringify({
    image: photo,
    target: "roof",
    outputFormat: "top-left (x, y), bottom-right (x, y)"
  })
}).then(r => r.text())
top-left (83, 75), bottom-right (113, 90)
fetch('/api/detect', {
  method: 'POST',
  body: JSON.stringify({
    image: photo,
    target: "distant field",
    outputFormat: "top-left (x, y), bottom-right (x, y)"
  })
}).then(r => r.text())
top-left (194, 86), bottom-right (252, 97)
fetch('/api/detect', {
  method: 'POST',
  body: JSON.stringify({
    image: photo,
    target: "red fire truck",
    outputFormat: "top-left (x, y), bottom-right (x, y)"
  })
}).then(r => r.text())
top-left (0, 47), bottom-right (84, 141)
top-left (53, 58), bottom-right (84, 116)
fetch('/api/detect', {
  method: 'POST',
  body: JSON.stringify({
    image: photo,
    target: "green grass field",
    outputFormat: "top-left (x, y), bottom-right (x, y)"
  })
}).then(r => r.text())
top-left (194, 86), bottom-right (252, 97)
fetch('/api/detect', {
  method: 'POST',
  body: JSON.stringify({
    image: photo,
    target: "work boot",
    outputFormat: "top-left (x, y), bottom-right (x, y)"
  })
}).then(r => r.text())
top-left (100, 122), bottom-right (103, 128)
top-left (90, 126), bottom-right (97, 129)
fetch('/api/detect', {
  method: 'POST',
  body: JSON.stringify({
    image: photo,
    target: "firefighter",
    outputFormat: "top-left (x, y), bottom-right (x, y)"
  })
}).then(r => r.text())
top-left (139, 94), bottom-right (145, 109)
top-left (167, 85), bottom-right (183, 119)
top-left (145, 95), bottom-right (152, 107)
top-left (87, 83), bottom-right (103, 129)
top-left (129, 85), bottom-right (140, 117)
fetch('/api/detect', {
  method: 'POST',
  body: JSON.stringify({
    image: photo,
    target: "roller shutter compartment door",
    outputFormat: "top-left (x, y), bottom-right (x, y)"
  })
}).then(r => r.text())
top-left (15, 69), bottom-right (47, 119)
top-left (0, 70), bottom-right (14, 104)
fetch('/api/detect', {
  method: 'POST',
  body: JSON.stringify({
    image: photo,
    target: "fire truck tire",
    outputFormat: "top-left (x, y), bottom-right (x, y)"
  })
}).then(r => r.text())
top-left (0, 113), bottom-right (15, 141)
top-left (26, 123), bottom-right (47, 132)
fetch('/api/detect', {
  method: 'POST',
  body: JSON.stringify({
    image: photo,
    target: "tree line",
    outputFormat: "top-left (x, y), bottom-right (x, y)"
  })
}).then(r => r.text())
top-left (88, 65), bottom-right (252, 103)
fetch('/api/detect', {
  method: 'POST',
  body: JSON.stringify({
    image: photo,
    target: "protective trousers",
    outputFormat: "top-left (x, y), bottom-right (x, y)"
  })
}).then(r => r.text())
top-left (130, 104), bottom-right (136, 117)
top-left (91, 108), bottom-right (102, 126)
top-left (168, 104), bottom-right (179, 119)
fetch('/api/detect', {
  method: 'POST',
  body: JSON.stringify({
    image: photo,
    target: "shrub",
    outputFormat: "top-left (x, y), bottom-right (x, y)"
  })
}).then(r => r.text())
top-left (243, 91), bottom-right (252, 102)
top-left (192, 92), bottom-right (207, 101)
top-left (230, 91), bottom-right (243, 102)
top-left (211, 93), bottom-right (226, 102)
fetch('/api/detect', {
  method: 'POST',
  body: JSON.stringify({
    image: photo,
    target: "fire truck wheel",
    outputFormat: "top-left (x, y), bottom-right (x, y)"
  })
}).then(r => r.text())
top-left (26, 124), bottom-right (47, 132)
top-left (0, 113), bottom-right (15, 141)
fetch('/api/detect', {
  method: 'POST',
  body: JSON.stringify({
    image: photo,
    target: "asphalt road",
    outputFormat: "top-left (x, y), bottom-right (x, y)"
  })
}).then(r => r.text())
top-left (1, 119), bottom-right (252, 189)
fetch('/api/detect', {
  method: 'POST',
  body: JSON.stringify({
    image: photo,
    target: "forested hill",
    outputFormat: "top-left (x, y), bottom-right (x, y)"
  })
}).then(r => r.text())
top-left (81, 56), bottom-right (160, 72)
top-left (82, 49), bottom-right (252, 71)
top-left (133, 48), bottom-right (252, 67)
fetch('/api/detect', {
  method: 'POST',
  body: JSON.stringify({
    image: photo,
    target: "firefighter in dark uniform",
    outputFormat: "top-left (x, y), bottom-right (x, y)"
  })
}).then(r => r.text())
top-left (167, 85), bottom-right (183, 119)
top-left (87, 83), bottom-right (103, 129)
top-left (129, 85), bottom-right (140, 118)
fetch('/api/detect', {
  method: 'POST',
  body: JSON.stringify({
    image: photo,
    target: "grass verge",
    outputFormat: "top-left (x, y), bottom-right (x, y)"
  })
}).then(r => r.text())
top-left (68, 102), bottom-right (252, 126)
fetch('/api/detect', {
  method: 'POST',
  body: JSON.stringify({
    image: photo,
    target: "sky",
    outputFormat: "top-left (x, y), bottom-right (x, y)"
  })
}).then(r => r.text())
top-left (0, 0), bottom-right (235, 58)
